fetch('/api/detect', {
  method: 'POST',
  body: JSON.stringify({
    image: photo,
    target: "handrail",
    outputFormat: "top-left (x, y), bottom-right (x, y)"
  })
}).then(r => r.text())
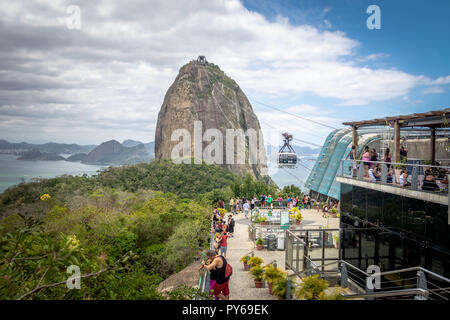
top-left (346, 159), bottom-right (450, 170)
top-left (343, 288), bottom-right (429, 299)
top-left (375, 266), bottom-right (450, 284)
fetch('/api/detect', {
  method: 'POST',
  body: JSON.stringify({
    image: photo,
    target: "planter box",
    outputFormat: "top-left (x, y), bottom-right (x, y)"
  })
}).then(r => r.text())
top-left (257, 244), bottom-right (263, 250)
top-left (255, 280), bottom-right (263, 288)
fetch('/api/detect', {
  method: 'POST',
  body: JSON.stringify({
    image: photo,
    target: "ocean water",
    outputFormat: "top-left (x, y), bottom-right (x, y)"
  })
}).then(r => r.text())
top-left (0, 154), bottom-right (104, 193)
top-left (0, 153), bottom-right (317, 194)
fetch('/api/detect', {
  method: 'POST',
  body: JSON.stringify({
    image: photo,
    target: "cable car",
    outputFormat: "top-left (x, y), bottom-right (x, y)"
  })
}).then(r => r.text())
top-left (278, 132), bottom-right (297, 168)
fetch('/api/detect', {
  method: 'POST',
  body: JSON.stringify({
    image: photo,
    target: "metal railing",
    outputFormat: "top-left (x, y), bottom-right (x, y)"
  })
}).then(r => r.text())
top-left (284, 227), bottom-right (450, 300)
top-left (197, 221), bottom-right (215, 297)
top-left (338, 159), bottom-right (449, 195)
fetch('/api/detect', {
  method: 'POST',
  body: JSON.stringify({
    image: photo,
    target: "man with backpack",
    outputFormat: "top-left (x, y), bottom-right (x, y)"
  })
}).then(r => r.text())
top-left (201, 250), bottom-right (232, 300)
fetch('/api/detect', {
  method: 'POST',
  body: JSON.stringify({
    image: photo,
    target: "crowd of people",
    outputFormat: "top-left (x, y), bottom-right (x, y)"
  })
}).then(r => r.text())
top-left (227, 194), bottom-right (315, 215)
top-left (346, 144), bottom-right (449, 192)
top-left (203, 206), bottom-right (237, 300)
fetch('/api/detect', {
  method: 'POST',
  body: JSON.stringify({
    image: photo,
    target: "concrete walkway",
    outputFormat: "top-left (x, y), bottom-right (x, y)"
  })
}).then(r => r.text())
top-left (227, 211), bottom-right (277, 300)
top-left (226, 208), bottom-right (340, 300)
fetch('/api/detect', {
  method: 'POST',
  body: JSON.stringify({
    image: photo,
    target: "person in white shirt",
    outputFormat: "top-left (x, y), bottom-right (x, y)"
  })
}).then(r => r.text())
top-left (243, 201), bottom-right (250, 218)
top-left (368, 168), bottom-right (377, 182)
top-left (399, 170), bottom-right (410, 187)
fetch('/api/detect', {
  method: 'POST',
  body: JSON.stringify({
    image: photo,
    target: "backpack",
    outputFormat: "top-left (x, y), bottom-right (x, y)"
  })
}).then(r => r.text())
top-left (224, 260), bottom-right (233, 279)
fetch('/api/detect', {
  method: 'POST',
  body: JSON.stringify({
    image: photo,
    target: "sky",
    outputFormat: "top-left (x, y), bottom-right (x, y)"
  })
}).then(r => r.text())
top-left (0, 0), bottom-right (449, 147)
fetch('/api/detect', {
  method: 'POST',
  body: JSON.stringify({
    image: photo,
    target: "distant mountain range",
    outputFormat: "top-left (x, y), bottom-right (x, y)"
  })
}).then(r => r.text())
top-left (1, 138), bottom-right (317, 165)
top-left (0, 139), bottom-right (155, 165)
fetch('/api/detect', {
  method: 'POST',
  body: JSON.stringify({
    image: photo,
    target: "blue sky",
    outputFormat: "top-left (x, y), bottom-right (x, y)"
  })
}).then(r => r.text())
top-left (0, 0), bottom-right (448, 146)
top-left (242, 0), bottom-right (450, 144)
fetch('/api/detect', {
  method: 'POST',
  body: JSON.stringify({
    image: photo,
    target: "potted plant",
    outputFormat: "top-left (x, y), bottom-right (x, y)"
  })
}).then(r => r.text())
top-left (249, 265), bottom-right (264, 288)
top-left (240, 254), bottom-right (250, 270)
top-left (295, 275), bottom-right (344, 300)
top-left (330, 208), bottom-right (338, 218)
top-left (263, 264), bottom-right (286, 295)
top-left (332, 234), bottom-right (339, 248)
top-left (247, 256), bottom-right (264, 268)
top-left (272, 276), bottom-right (296, 300)
top-left (255, 238), bottom-right (265, 250)
top-left (260, 216), bottom-right (268, 226)
top-left (294, 212), bottom-right (303, 225)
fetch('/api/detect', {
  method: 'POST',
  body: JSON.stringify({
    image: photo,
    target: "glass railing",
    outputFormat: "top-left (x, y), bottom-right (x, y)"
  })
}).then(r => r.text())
top-left (338, 159), bottom-right (449, 195)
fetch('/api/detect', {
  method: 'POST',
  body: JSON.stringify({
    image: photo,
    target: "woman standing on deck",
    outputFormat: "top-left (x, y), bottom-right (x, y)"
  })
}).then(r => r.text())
top-left (362, 146), bottom-right (370, 177)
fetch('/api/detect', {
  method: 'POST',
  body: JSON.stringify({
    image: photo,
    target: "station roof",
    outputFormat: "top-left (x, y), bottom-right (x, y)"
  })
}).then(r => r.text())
top-left (343, 108), bottom-right (450, 128)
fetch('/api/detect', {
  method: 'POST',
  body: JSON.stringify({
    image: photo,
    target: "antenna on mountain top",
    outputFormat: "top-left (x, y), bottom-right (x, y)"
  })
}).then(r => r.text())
top-left (197, 55), bottom-right (208, 65)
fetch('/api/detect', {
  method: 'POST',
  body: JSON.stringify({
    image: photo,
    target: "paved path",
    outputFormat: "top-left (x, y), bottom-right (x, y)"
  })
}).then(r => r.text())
top-left (226, 208), bottom-right (340, 300)
top-left (227, 211), bottom-right (277, 300)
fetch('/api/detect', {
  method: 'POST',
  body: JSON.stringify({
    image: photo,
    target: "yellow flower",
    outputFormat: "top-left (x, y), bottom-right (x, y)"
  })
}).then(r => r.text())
top-left (66, 235), bottom-right (80, 250)
top-left (40, 194), bottom-right (51, 201)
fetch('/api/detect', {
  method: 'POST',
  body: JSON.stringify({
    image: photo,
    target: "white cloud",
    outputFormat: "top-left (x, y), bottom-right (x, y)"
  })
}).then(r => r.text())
top-left (0, 0), bottom-right (448, 144)
top-left (421, 87), bottom-right (444, 95)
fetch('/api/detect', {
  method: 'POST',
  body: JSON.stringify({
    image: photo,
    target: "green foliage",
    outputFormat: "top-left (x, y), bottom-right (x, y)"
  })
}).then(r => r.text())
top-left (165, 285), bottom-right (212, 300)
top-left (295, 275), bottom-right (342, 300)
top-left (232, 173), bottom-right (277, 199)
top-left (272, 276), bottom-right (296, 300)
top-left (248, 256), bottom-right (264, 267)
top-left (0, 185), bottom-right (211, 299)
top-left (278, 185), bottom-right (303, 200)
top-left (249, 265), bottom-right (264, 281)
top-left (240, 254), bottom-right (250, 264)
top-left (255, 238), bottom-right (265, 246)
top-left (263, 265), bottom-right (286, 284)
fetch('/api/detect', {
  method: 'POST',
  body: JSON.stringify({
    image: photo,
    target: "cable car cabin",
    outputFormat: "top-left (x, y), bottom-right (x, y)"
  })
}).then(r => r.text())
top-left (278, 132), bottom-right (298, 168)
top-left (278, 152), bottom-right (297, 166)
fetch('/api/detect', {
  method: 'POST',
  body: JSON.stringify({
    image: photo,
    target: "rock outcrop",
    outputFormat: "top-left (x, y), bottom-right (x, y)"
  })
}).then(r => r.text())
top-left (155, 58), bottom-right (267, 178)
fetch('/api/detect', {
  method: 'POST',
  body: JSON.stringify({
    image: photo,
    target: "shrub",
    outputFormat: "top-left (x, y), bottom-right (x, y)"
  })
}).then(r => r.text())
top-left (247, 256), bottom-right (264, 267)
top-left (263, 264), bottom-right (286, 284)
top-left (249, 266), bottom-right (264, 281)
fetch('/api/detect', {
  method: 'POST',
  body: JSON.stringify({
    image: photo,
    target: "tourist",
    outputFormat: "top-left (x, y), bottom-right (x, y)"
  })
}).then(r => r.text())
top-left (384, 148), bottom-right (392, 170)
top-left (218, 231), bottom-right (229, 257)
top-left (294, 195), bottom-right (299, 209)
top-left (251, 197), bottom-right (255, 210)
top-left (288, 199), bottom-right (293, 210)
top-left (362, 146), bottom-right (371, 177)
top-left (422, 169), bottom-right (440, 191)
top-left (307, 196), bottom-right (311, 209)
top-left (227, 215), bottom-right (235, 237)
top-left (347, 145), bottom-right (357, 177)
top-left (370, 148), bottom-right (378, 166)
top-left (278, 196), bottom-right (283, 208)
top-left (261, 194), bottom-right (266, 208)
top-left (217, 199), bottom-right (224, 209)
top-left (243, 200), bottom-right (250, 218)
top-left (369, 166), bottom-right (381, 183)
top-left (267, 194), bottom-right (273, 209)
top-left (399, 170), bottom-right (411, 187)
top-left (400, 145), bottom-right (408, 163)
top-left (229, 197), bottom-right (234, 214)
top-left (237, 198), bottom-right (242, 213)
top-left (201, 250), bottom-right (230, 300)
